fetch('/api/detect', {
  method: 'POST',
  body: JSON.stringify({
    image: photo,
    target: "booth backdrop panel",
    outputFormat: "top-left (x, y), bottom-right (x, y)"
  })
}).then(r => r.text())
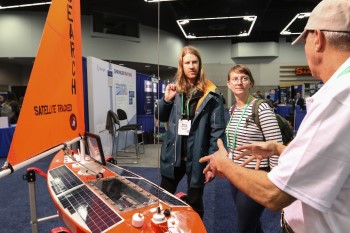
top-left (295, 85), bottom-right (302, 95)
top-left (136, 75), bottom-right (166, 144)
top-left (295, 107), bottom-right (307, 132)
top-left (272, 88), bottom-right (279, 102)
top-left (276, 105), bottom-right (306, 132)
top-left (154, 80), bottom-right (165, 103)
top-left (276, 105), bottom-right (293, 118)
top-left (136, 73), bottom-right (165, 116)
top-left (0, 126), bottom-right (15, 158)
top-left (137, 115), bottom-right (154, 133)
top-left (136, 73), bottom-right (152, 115)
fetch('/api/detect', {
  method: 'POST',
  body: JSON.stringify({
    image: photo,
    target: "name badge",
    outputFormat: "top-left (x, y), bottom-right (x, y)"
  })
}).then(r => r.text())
top-left (178, 119), bottom-right (191, 135)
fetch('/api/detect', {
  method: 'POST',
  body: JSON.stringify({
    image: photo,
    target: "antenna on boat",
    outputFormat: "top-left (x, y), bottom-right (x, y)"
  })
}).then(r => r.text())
top-left (79, 135), bottom-right (85, 162)
top-left (156, 0), bottom-right (162, 209)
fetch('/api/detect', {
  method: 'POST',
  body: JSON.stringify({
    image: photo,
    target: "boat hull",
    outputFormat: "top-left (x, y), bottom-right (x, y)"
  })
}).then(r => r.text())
top-left (47, 150), bottom-right (206, 233)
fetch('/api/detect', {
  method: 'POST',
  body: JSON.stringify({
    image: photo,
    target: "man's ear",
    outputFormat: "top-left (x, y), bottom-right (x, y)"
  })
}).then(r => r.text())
top-left (314, 29), bottom-right (325, 52)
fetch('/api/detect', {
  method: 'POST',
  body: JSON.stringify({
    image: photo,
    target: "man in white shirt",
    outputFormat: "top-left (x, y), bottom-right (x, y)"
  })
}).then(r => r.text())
top-left (200, 0), bottom-right (350, 232)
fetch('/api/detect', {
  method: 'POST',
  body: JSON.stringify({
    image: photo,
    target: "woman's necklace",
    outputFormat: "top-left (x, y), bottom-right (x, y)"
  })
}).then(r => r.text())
top-left (225, 95), bottom-right (251, 159)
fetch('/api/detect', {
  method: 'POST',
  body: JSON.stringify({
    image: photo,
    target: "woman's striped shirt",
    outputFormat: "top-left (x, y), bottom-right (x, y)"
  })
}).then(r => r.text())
top-left (226, 99), bottom-right (283, 170)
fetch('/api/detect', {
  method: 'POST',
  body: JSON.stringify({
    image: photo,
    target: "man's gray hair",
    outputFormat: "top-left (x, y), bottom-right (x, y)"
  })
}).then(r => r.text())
top-left (324, 31), bottom-right (350, 51)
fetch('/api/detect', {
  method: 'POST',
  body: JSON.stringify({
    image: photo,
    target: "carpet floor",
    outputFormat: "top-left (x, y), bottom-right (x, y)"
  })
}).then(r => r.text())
top-left (0, 155), bottom-right (280, 233)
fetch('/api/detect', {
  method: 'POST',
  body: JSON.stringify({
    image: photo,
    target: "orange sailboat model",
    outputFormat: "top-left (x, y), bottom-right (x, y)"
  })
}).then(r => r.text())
top-left (0, 0), bottom-right (206, 232)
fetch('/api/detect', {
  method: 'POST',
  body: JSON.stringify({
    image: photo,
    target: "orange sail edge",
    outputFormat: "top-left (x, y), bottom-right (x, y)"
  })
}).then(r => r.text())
top-left (6, 0), bottom-right (84, 168)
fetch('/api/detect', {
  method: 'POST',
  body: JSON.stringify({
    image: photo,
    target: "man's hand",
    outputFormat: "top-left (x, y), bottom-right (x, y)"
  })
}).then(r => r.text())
top-left (235, 141), bottom-right (283, 168)
top-left (199, 139), bottom-right (230, 177)
top-left (204, 170), bottom-right (215, 184)
top-left (164, 84), bottom-right (177, 102)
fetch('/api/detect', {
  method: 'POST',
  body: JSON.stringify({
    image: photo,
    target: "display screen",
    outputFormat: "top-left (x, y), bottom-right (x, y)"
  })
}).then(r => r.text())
top-left (84, 132), bottom-right (106, 166)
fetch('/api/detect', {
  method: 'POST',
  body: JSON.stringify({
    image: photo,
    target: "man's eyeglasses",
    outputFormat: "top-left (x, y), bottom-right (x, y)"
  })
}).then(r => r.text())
top-left (229, 77), bottom-right (250, 83)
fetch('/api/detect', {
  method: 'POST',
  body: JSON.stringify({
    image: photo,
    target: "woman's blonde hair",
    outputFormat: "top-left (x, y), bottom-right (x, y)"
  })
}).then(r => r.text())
top-left (175, 46), bottom-right (206, 93)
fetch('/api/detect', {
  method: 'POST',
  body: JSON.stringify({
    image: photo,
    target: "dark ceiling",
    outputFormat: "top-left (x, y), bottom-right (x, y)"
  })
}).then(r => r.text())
top-left (79, 0), bottom-right (321, 42)
top-left (0, 0), bottom-right (321, 76)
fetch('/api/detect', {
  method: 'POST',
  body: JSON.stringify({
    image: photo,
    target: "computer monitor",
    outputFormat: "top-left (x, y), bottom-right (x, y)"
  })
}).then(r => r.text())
top-left (84, 132), bottom-right (106, 166)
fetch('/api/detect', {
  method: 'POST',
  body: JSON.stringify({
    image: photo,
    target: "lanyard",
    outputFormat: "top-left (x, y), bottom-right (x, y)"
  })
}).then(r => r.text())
top-left (225, 95), bottom-right (251, 150)
top-left (182, 87), bottom-right (196, 117)
top-left (337, 66), bottom-right (350, 78)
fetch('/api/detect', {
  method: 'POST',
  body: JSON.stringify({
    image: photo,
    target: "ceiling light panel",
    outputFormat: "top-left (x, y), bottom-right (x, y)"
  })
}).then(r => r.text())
top-left (0, 1), bottom-right (51, 10)
top-left (280, 13), bottom-right (310, 35)
top-left (144, 0), bottom-right (176, 2)
top-left (177, 16), bottom-right (257, 39)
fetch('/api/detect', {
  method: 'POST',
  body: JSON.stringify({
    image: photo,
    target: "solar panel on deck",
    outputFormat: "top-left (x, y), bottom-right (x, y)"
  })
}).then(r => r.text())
top-left (58, 185), bottom-right (122, 233)
top-left (105, 163), bottom-right (138, 177)
top-left (49, 165), bottom-right (83, 195)
top-left (126, 177), bottom-right (187, 206)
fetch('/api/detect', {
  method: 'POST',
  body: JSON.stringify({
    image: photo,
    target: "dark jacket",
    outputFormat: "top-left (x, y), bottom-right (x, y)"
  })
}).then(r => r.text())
top-left (157, 80), bottom-right (225, 188)
top-left (295, 97), bottom-right (305, 110)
